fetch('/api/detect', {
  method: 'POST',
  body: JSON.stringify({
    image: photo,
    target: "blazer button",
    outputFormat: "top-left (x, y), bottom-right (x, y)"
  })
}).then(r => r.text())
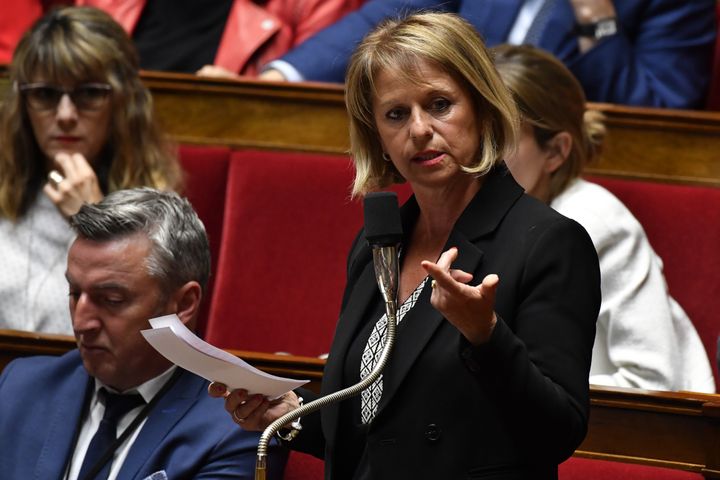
top-left (424, 424), bottom-right (442, 442)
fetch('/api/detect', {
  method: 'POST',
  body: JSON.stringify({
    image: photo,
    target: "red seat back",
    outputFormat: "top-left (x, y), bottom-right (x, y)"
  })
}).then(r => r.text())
top-left (178, 144), bottom-right (232, 338)
top-left (205, 150), bottom-right (363, 356)
top-left (588, 175), bottom-right (720, 386)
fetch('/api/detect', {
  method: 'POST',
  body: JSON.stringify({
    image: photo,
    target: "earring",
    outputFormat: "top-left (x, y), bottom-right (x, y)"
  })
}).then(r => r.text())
top-left (382, 153), bottom-right (391, 162)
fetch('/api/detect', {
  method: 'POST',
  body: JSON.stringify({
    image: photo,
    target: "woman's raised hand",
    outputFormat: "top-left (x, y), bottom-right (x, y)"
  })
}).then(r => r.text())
top-left (43, 152), bottom-right (103, 218)
top-left (208, 382), bottom-right (301, 431)
top-left (421, 247), bottom-right (499, 345)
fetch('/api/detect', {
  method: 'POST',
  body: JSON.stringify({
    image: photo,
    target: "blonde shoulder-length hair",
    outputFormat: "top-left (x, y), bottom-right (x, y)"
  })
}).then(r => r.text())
top-left (0, 6), bottom-right (182, 221)
top-left (345, 11), bottom-right (519, 197)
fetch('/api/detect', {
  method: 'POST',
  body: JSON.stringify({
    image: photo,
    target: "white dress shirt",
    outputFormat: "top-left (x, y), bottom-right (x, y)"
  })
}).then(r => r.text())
top-left (65, 366), bottom-right (178, 480)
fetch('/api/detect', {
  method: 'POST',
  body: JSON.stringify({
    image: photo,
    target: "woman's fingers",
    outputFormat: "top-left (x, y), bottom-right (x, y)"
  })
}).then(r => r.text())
top-left (435, 246), bottom-right (458, 270)
top-left (230, 394), bottom-right (267, 426)
top-left (450, 269), bottom-right (473, 283)
top-left (421, 247), bottom-right (470, 291)
top-left (208, 381), bottom-right (228, 398)
top-left (53, 152), bottom-right (77, 180)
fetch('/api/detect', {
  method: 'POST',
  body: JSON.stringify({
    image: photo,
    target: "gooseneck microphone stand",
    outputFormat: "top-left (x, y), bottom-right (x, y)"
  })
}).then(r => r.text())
top-left (254, 192), bottom-right (402, 480)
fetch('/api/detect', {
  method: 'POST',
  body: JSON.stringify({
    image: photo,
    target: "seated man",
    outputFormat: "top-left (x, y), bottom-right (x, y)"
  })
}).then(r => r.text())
top-left (264, 0), bottom-right (716, 109)
top-left (0, 188), bottom-right (287, 479)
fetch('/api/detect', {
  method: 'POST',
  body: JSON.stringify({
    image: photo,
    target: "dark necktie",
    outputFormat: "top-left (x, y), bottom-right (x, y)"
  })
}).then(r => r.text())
top-left (523, 0), bottom-right (557, 45)
top-left (77, 388), bottom-right (145, 480)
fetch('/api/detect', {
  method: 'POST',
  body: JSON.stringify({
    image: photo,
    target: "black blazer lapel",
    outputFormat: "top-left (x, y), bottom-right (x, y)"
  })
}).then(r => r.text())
top-left (321, 257), bottom-right (379, 441)
top-left (375, 168), bottom-right (523, 417)
top-left (375, 229), bottom-right (484, 417)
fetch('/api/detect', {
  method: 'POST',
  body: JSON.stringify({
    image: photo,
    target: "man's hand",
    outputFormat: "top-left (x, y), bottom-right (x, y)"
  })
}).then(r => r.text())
top-left (196, 65), bottom-right (242, 80)
top-left (569, 0), bottom-right (618, 52)
top-left (258, 69), bottom-right (288, 82)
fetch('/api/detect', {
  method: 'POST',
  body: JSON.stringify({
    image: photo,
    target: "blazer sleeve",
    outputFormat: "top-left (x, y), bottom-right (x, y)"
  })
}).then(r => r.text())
top-left (568, 0), bottom-right (716, 108)
top-left (279, 387), bottom-right (326, 459)
top-left (584, 199), bottom-right (686, 390)
top-left (460, 216), bottom-right (601, 464)
top-left (280, 0), bottom-right (457, 82)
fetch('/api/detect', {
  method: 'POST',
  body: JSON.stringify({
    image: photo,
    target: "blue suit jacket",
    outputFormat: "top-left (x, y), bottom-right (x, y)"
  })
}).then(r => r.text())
top-left (281, 0), bottom-right (716, 108)
top-left (0, 350), bottom-right (287, 480)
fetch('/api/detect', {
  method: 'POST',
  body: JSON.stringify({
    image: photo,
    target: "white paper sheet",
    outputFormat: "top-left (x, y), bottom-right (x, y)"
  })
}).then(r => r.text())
top-left (141, 314), bottom-right (307, 399)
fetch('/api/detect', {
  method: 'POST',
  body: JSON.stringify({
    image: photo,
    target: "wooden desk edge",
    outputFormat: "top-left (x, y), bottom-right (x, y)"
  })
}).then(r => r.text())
top-left (2, 329), bottom-right (720, 475)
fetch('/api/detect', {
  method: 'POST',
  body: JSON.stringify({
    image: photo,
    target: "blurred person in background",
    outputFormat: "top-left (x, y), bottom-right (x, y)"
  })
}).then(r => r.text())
top-left (0, 6), bottom-right (182, 334)
top-left (495, 43), bottom-right (715, 393)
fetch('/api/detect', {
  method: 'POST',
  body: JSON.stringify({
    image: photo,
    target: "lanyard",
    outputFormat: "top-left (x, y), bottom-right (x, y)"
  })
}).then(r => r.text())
top-left (64, 368), bottom-right (183, 480)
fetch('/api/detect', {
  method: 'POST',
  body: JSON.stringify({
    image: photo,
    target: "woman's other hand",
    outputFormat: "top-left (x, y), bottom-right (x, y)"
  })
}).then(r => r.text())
top-left (421, 247), bottom-right (499, 345)
top-left (43, 152), bottom-right (103, 218)
top-left (208, 381), bottom-right (301, 432)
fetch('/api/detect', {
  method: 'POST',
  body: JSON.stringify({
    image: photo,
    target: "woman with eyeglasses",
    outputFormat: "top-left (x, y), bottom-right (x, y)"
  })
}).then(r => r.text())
top-left (0, 6), bottom-right (182, 335)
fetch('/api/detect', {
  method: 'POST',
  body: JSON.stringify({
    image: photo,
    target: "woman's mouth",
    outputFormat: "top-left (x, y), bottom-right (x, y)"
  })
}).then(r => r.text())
top-left (412, 151), bottom-right (444, 165)
top-left (54, 136), bottom-right (81, 143)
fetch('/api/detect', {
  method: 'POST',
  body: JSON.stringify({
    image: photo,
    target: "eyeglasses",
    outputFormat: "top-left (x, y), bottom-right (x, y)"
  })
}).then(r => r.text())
top-left (19, 82), bottom-right (112, 111)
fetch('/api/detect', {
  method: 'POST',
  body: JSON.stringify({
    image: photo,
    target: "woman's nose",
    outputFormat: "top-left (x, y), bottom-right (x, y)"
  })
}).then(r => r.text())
top-left (55, 94), bottom-right (79, 124)
top-left (409, 110), bottom-right (433, 140)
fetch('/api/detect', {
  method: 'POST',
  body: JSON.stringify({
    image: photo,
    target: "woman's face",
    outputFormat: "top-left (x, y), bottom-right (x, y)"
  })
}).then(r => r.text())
top-left (24, 78), bottom-right (112, 167)
top-left (372, 59), bottom-right (481, 192)
top-left (504, 122), bottom-right (548, 199)
top-left (504, 122), bottom-right (564, 204)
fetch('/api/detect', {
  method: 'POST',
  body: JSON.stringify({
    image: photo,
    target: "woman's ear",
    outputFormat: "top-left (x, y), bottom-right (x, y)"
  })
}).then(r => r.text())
top-left (543, 131), bottom-right (573, 174)
top-left (171, 281), bottom-right (202, 331)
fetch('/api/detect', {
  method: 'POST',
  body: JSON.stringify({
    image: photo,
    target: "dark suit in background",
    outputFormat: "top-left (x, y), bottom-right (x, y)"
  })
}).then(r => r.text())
top-left (0, 350), bottom-right (286, 479)
top-left (279, 0), bottom-right (716, 108)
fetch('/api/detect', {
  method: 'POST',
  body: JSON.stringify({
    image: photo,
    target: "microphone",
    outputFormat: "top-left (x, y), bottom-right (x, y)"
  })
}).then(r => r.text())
top-left (363, 191), bottom-right (402, 315)
top-left (253, 192), bottom-right (403, 480)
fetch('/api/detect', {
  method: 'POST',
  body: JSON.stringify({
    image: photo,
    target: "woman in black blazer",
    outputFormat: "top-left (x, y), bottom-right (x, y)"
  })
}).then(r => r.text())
top-left (214, 12), bottom-right (601, 480)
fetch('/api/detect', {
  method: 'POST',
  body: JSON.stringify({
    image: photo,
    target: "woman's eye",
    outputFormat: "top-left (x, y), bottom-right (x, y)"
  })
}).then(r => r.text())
top-left (430, 98), bottom-right (451, 112)
top-left (386, 108), bottom-right (405, 121)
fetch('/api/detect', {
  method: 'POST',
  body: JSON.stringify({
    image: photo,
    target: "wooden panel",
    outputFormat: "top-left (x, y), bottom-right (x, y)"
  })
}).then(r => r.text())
top-left (142, 72), bottom-right (350, 154)
top-left (3, 328), bottom-right (720, 476)
top-left (3, 71), bottom-right (720, 185)
top-left (0, 329), bottom-right (324, 393)
top-left (587, 103), bottom-right (720, 186)
top-left (579, 386), bottom-right (720, 478)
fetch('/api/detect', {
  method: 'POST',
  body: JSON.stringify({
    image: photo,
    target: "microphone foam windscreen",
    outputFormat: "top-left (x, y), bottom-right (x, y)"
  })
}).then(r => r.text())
top-left (364, 191), bottom-right (403, 246)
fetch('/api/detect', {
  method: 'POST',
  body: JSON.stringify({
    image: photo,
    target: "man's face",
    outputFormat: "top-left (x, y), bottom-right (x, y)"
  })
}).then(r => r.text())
top-left (66, 233), bottom-right (173, 391)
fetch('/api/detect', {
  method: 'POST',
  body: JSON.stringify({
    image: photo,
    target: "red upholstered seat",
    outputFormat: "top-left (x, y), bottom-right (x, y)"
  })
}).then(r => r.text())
top-left (206, 149), bottom-right (411, 356)
top-left (588, 176), bottom-right (720, 388)
top-left (205, 150), bottom-right (364, 356)
top-left (178, 144), bottom-right (232, 338)
top-left (560, 457), bottom-right (703, 479)
top-left (283, 451), bottom-right (324, 480)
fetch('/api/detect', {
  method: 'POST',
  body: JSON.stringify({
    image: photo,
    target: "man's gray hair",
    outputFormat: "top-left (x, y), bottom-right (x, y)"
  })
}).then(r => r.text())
top-left (69, 187), bottom-right (210, 292)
